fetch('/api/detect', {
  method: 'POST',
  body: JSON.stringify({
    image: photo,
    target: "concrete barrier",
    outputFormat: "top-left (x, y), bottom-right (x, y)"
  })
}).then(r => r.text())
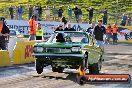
top-left (13, 41), bottom-right (36, 65)
top-left (8, 37), bottom-right (29, 59)
top-left (0, 50), bottom-right (10, 67)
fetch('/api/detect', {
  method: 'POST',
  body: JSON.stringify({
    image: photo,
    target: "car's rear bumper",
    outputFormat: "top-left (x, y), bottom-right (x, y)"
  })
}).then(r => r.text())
top-left (32, 53), bottom-right (84, 57)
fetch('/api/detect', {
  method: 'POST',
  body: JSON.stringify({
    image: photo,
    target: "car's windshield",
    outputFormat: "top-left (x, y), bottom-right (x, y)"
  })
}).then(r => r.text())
top-left (47, 32), bottom-right (88, 43)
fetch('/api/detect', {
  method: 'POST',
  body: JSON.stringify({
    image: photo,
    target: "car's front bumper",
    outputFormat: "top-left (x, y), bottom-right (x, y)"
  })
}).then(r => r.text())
top-left (32, 53), bottom-right (84, 58)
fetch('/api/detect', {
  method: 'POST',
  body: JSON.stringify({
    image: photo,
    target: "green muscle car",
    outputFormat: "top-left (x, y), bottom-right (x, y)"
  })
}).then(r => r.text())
top-left (32, 31), bottom-right (104, 74)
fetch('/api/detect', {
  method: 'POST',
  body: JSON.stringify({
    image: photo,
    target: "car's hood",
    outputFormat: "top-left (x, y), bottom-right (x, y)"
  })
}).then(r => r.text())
top-left (34, 42), bottom-right (88, 48)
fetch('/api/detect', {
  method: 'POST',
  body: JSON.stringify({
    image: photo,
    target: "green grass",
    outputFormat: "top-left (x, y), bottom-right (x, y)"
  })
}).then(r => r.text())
top-left (0, 0), bottom-right (131, 24)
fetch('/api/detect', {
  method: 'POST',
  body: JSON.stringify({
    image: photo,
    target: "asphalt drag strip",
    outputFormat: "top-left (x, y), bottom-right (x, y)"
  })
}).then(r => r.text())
top-left (0, 44), bottom-right (132, 88)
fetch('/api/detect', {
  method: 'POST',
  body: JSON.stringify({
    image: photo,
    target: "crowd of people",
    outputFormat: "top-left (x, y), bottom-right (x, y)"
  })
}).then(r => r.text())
top-left (0, 15), bottom-right (128, 50)
top-left (8, 5), bottom-right (131, 26)
top-left (120, 14), bottom-right (132, 26)
top-left (86, 20), bottom-right (119, 46)
top-left (28, 14), bottom-right (119, 52)
top-left (0, 4), bottom-right (131, 50)
top-left (8, 5), bottom-right (114, 25)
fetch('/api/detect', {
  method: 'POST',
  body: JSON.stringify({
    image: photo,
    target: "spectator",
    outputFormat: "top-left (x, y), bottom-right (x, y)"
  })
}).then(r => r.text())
top-left (104, 24), bottom-right (112, 44)
top-left (45, 6), bottom-right (50, 21)
top-left (72, 6), bottom-right (79, 23)
top-left (120, 14), bottom-right (127, 26)
top-left (87, 7), bottom-right (93, 24)
top-left (33, 6), bottom-right (38, 21)
top-left (18, 5), bottom-right (23, 20)
top-left (28, 15), bottom-right (37, 41)
top-left (64, 24), bottom-right (75, 31)
top-left (0, 17), bottom-right (10, 50)
top-left (9, 5), bottom-right (14, 19)
top-left (55, 24), bottom-right (63, 31)
top-left (58, 7), bottom-right (63, 21)
top-left (38, 5), bottom-right (42, 21)
top-left (127, 15), bottom-right (131, 26)
top-left (15, 6), bottom-right (19, 20)
top-left (93, 20), bottom-right (106, 50)
top-left (112, 23), bottom-right (118, 45)
top-left (86, 23), bottom-right (95, 34)
top-left (36, 23), bottom-right (43, 40)
top-left (102, 8), bottom-right (108, 25)
top-left (61, 17), bottom-right (67, 27)
top-left (28, 5), bottom-right (33, 20)
top-left (78, 7), bottom-right (82, 23)
top-left (67, 6), bottom-right (72, 22)
top-left (52, 6), bottom-right (58, 21)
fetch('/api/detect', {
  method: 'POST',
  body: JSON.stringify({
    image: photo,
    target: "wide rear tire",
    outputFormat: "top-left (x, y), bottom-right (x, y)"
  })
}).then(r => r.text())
top-left (89, 61), bottom-right (102, 74)
top-left (77, 76), bottom-right (86, 85)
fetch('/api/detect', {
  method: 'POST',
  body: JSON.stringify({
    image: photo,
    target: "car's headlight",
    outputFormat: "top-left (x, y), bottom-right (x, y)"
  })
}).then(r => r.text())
top-left (71, 47), bottom-right (81, 52)
top-left (34, 47), bottom-right (43, 53)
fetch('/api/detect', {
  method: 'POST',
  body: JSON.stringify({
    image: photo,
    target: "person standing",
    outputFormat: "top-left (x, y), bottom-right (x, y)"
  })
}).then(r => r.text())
top-left (9, 5), bottom-right (14, 19)
top-left (112, 23), bottom-right (118, 45)
top-left (52, 6), bottom-right (58, 21)
top-left (72, 6), bottom-right (79, 23)
top-left (102, 8), bottom-right (108, 25)
top-left (55, 24), bottom-right (63, 31)
top-left (38, 5), bottom-right (42, 21)
top-left (15, 6), bottom-right (19, 20)
top-left (61, 17), bottom-right (67, 27)
top-left (28, 5), bottom-right (33, 20)
top-left (28, 15), bottom-right (37, 41)
top-left (58, 7), bottom-right (63, 21)
top-left (45, 6), bottom-right (50, 21)
top-left (36, 23), bottom-right (43, 40)
top-left (33, 6), bottom-right (38, 21)
top-left (93, 20), bottom-right (106, 50)
top-left (105, 24), bottom-right (112, 44)
top-left (18, 5), bottom-right (23, 20)
top-left (64, 24), bottom-right (75, 31)
top-left (86, 23), bottom-right (95, 34)
top-left (0, 18), bottom-right (10, 50)
top-left (120, 14), bottom-right (127, 26)
top-left (87, 7), bottom-right (93, 24)
top-left (127, 15), bottom-right (131, 26)
top-left (67, 6), bottom-right (72, 22)
top-left (78, 7), bottom-right (82, 23)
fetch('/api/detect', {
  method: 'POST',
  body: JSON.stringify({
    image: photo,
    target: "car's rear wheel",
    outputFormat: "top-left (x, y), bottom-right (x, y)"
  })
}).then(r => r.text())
top-left (36, 59), bottom-right (44, 74)
top-left (89, 60), bottom-right (102, 74)
top-left (77, 76), bottom-right (86, 85)
top-left (52, 67), bottom-right (64, 73)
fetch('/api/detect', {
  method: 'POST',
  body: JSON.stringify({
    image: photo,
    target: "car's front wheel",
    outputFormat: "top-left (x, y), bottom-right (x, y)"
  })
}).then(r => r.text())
top-left (52, 67), bottom-right (64, 73)
top-left (35, 59), bottom-right (44, 74)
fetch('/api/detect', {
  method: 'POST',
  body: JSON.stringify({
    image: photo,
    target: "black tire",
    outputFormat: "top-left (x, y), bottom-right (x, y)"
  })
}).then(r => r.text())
top-left (35, 59), bottom-right (43, 74)
top-left (52, 67), bottom-right (64, 73)
top-left (89, 61), bottom-right (102, 74)
top-left (77, 76), bottom-right (86, 85)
